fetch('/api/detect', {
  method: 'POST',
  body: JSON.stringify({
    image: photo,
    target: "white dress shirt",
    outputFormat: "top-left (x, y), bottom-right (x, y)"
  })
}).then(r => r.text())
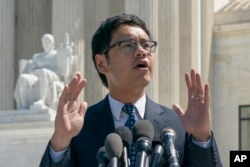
top-left (108, 94), bottom-right (146, 128)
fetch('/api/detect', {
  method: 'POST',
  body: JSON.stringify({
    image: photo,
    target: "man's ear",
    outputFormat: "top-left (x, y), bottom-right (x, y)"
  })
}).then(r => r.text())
top-left (95, 54), bottom-right (108, 74)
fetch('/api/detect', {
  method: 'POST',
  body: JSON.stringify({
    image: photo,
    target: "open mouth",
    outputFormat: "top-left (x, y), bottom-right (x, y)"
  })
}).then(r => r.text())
top-left (135, 61), bottom-right (149, 69)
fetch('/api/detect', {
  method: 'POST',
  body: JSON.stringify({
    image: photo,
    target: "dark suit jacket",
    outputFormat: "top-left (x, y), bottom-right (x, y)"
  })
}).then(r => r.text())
top-left (40, 95), bottom-right (222, 167)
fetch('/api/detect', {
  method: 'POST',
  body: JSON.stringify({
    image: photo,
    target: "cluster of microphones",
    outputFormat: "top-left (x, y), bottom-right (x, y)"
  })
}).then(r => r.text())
top-left (96, 120), bottom-right (180, 167)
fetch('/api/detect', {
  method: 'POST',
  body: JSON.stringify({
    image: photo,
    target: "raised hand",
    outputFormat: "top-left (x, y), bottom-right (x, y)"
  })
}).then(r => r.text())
top-left (172, 69), bottom-right (211, 141)
top-left (50, 73), bottom-right (88, 151)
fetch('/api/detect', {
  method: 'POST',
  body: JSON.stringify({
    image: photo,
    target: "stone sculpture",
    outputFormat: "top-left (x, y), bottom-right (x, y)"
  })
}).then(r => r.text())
top-left (14, 33), bottom-right (77, 110)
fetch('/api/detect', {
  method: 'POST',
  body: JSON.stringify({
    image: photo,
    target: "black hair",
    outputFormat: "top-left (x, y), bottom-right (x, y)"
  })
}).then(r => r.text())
top-left (91, 13), bottom-right (152, 88)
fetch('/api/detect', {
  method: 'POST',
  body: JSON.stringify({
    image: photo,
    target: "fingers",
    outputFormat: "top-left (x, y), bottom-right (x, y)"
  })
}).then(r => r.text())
top-left (196, 73), bottom-right (204, 100)
top-left (172, 104), bottom-right (184, 117)
top-left (66, 73), bottom-right (87, 101)
top-left (71, 79), bottom-right (87, 101)
top-left (204, 83), bottom-right (210, 107)
top-left (67, 73), bottom-right (82, 101)
top-left (185, 72), bottom-right (192, 98)
top-left (59, 73), bottom-right (80, 104)
top-left (78, 101), bottom-right (88, 118)
top-left (58, 85), bottom-right (69, 109)
top-left (57, 73), bottom-right (87, 113)
top-left (185, 69), bottom-right (205, 100)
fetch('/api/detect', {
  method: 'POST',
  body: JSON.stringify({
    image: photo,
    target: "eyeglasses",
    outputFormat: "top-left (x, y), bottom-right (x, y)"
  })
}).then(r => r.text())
top-left (101, 40), bottom-right (157, 55)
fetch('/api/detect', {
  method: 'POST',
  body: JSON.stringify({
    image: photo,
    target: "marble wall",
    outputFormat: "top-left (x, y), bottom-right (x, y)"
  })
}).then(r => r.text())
top-left (212, 22), bottom-right (250, 167)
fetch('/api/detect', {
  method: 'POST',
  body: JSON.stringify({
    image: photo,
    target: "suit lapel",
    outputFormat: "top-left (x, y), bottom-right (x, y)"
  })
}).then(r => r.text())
top-left (144, 97), bottom-right (164, 125)
top-left (89, 96), bottom-right (115, 144)
top-left (144, 97), bottom-right (169, 141)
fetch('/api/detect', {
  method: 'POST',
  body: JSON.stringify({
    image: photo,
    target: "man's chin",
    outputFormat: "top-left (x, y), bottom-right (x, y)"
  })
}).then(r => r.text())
top-left (137, 78), bottom-right (151, 88)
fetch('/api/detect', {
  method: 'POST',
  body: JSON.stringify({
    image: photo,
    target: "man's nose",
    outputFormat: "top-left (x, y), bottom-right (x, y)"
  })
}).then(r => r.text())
top-left (134, 44), bottom-right (148, 58)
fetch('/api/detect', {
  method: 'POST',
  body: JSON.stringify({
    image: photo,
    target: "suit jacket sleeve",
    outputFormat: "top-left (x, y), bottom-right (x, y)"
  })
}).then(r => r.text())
top-left (183, 132), bottom-right (222, 167)
top-left (39, 143), bottom-right (73, 167)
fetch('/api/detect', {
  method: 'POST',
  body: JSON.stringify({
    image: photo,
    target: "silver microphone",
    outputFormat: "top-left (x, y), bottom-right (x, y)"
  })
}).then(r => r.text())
top-left (160, 128), bottom-right (179, 167)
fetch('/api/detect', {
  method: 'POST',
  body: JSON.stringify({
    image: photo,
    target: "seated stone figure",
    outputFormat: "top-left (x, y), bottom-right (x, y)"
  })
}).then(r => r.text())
top-left (14, 33), bottom-right (75, 110)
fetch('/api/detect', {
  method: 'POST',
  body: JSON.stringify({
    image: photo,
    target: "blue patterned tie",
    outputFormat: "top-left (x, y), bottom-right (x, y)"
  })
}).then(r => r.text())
top-left (122, 104), bottom-right (136, 167)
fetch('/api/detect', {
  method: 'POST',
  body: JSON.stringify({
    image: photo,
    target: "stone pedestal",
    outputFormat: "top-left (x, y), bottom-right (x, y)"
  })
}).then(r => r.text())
top-left (0, 109), bottom-right (55, 167)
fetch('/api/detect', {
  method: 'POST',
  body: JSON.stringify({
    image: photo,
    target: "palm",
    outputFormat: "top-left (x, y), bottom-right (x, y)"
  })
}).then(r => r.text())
top-left (56, 99), bottom-right (86, 138)
top-left (54, 73), bottom-right (87, 142)
top-left (172, 69), bottom-right (211, 141)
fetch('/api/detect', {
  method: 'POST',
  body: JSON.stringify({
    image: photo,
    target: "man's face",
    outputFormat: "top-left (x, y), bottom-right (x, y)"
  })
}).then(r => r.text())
top-left (96, 25), bottom-right (155, 92)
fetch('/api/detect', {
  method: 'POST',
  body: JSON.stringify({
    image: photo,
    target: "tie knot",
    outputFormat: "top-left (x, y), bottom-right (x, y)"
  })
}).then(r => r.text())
top-left (122, 104), bottom-right (134, 115)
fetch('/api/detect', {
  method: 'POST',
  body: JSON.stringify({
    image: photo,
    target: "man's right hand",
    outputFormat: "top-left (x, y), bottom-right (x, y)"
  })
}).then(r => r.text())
top-left (50, 73), bottom-right (88, 152)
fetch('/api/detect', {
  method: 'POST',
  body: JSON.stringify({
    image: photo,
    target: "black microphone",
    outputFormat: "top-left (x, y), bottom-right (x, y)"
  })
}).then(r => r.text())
top-left (149, 141), bottom-right (165, 167)
top-left (160, 128), bottom-right (179, 167)
top-left (132, 120), bottom-right (154, 167)
top-left (104, 133), bottom-right (123, 167)
top-left (96, 146), bottom-right (109, 167)
top-left (116, 126), bottom-right (133, 167)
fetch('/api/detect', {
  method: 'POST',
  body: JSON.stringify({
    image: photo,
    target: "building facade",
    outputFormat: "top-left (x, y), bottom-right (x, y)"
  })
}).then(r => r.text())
top-left (0, 0), bottom-right (250, 166)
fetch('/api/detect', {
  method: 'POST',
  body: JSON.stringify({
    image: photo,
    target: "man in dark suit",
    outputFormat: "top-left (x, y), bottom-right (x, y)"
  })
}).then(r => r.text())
top-left (40, 13), bottom-right (222, 167)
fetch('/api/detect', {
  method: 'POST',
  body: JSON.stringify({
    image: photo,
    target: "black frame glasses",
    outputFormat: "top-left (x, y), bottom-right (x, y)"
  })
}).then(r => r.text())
top-left (101, 40), bottom-right (157, 55)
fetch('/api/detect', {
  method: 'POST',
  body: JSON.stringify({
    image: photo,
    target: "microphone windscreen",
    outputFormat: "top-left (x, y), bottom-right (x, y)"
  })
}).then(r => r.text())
top-left (104, 133), bottom-right (123, 159)
top-left (132, 120), bottom-right (154, 142)
top-left (96, 146), bottom-right (107, 163)
top-left (115, 126), bottom-right (133, 145)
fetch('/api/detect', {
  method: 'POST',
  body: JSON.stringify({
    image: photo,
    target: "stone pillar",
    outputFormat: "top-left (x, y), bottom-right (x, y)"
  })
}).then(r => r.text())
top-left (200, 0), bottom-right (216, 136)
top-left (0, 0), bottom-right (15, 110)
top-left (149, 1), bottom-right (160, 103)
top-left (83, 0), bottom-right (110, 105)
top-left (212, 54), bottom-right (231, 167)
top-left (15, 0), bottom-right (52, 61)
top-left (52, 0), bottom-right (85, 100)
top-left (200, 0), bottom-right (214, 83)
top-left (179, 0), bottom-right (199, 109)
top-left (52, 0), bottom-right (84, 55)
top-left (156, 0), bottom-right (180, 106)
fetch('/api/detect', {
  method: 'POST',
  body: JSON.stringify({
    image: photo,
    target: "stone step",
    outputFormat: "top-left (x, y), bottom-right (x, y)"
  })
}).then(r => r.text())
top-left (0, 121), bottom-right (54, 144)
top-left (0, 127), bottom-right (54, 145)
top-left (0, 109), bottom-right (56, 123)
top-left (0, 121), bottom-right (54, 131)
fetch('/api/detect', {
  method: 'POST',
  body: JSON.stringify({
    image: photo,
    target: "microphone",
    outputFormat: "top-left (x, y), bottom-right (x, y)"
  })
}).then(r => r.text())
top-left (132, 120), bottom-right (154, 167)
top-left (160, 128), bottom-right (179, 167)
top-left (96, 146), bottom-right (109, 167)
top-left (149, 141), bottom-right (165, 167)
top-left (104, 133), bottom-right (123, 167)
top-left (115, 126), bottom-right (133, 167)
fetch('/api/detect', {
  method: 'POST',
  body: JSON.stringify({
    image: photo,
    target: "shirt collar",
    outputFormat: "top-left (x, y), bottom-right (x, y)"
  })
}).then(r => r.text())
top-left (108, 94), bottom-right (146, 120)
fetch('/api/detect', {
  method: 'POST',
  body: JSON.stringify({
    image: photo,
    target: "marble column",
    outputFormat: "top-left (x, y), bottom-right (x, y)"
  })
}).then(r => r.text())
top-left (83, 0), bottom-right (110, 105)
top-left (156, 0), bottom-right (180, 106)
top-left (0, 0), bottom-right (15, 110)
top-left (200, 0), bottom-right (214, 83)
top-left (15, 0), bottom-right (52, 61)
top-left (52, 0), bottom-right (85, 101)
top-left (212, 54), bottom-right (231, 167)
top-left (179, 0), bottom-right (199, 109)
top-left (52, 0), bottom-right (84, 55)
